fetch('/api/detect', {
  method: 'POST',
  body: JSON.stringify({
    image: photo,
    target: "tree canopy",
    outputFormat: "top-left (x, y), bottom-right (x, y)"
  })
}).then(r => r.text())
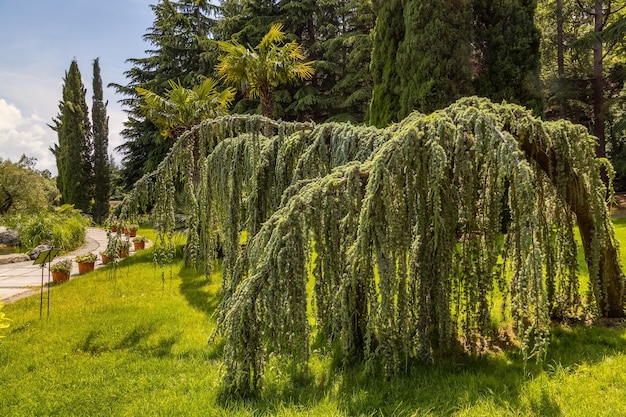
top-left (111, 97), bottom-right (624, 395)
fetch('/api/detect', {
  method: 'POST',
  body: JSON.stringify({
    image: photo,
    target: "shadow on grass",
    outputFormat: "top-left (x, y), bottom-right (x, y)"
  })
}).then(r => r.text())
top-left (216, 322), bottom-right (626, 416)
top-left (76, 322), bottom-right (182, 358)
top-left (178, 264), bottom-right (222, 317)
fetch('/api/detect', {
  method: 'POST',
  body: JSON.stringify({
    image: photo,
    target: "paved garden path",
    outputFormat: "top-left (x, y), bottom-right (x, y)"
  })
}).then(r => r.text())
top-left (0, 228), bottom-right (116, 303)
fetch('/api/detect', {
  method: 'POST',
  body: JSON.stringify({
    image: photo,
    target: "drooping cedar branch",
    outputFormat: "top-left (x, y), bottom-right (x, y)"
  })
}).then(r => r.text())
top-left (515, 124), bottom-right (624, 318)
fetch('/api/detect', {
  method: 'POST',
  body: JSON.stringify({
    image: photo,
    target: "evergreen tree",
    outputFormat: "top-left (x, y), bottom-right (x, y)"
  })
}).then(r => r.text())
top-left (110, 0), bottom-right (218, 189)
top-left (473, 0), bottom-right (542, 113)
top-left (369, 0), bottom-right (541, 125)
top-left (397, 0), bottom-right (473, 117)
top-left (92, 58), bottom-right (110, 224)
top-left (50, 59), bottom-right (93, 212)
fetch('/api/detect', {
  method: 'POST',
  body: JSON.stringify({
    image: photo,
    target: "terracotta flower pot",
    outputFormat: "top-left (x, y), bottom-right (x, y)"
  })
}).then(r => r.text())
top-left (101, 254), bottom-right (110, 264)
top-left (51, 271), bottom-right (70, 284)
top-left (133, 241), bottom-right (145, 250)
top-left (77, 261), bottom-right (95, 275)
top-left (118, 248), bottom-right (129, 258)
top-left (111, 225), bottom-right (117, 232)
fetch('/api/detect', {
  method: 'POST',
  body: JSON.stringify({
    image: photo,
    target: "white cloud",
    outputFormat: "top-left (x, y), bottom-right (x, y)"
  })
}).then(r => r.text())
top-left (0, 98), bottom-right (57, 174)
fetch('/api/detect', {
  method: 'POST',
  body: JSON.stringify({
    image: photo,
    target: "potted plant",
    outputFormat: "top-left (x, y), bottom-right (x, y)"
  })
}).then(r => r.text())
top-left (128, 224), bottom-right (139, 237)
top-left (117, 240), bottom-right (131, 258)
top-left (101, 243), bottom-right (116, 265)
top-left (50, 259), bottom-right (72, 283)
top-left (132, 235), bottom-right (147, 250)
top-left (108, 216), bottom-right (119, 232)
top-left (75, 253), bottom-right (97, 274)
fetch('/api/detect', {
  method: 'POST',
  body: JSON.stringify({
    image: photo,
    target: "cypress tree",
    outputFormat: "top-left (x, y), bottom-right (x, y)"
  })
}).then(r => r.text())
top-left (473, 0), bottom-right (542, 112)
top-left (92, 58), bottom-right (110, 224)
top-left (369, 0), bottom-right (541, 125)
top-left (369, 0), bottom-right (404, 127)
top-left (50, 59), bottom-right (93, 212)
top-left (396, 0), bottom-right (473, 117)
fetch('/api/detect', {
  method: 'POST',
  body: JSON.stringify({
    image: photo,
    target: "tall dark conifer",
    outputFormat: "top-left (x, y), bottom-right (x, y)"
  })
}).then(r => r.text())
top-left (92, 58), bottom-right (110, 223)
top-left (50, 59), bottom-right (93, 212)
top-left (473, 0), bottom-right (542, 113)
top-left (216, 0), bottom-right (375, 123)
top-left (368, 0), bottom-right (404, 127)
top-left (397, 0), bottom-right (473, 117)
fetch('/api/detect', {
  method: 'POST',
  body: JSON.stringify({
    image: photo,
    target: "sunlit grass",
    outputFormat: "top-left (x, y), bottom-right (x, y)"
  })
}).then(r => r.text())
top-left (1, 223), bottom-right (626, 415)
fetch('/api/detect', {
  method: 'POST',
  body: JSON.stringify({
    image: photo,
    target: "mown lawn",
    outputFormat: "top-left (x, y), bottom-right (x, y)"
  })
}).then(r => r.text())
top-left (2, 225), bottom-right (626, 416)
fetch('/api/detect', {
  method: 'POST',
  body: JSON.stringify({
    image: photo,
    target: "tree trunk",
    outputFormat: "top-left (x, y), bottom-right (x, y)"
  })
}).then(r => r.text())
top-left (517, 128), bottom-right (625, 318)
top-left (260, 83), bottom-right (275, 120)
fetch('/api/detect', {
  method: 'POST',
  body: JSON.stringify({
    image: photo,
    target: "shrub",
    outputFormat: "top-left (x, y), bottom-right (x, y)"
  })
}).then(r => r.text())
top-left (3, 205), bottom-right (90, 251)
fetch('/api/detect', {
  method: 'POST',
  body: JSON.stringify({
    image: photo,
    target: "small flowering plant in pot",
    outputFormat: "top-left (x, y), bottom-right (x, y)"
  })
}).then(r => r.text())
top-left (132, 235), bottom-right (147, 250)
top-left (50, 259), bottom-right (73, 283)
top-left (101, 244), bottom-right (116, 265)
top-left (127, 224), bottom-right (139, 237)
top-left (117, 240), bottom-right (131, 258)
top-left (75, 253), bottom-right (97, 274)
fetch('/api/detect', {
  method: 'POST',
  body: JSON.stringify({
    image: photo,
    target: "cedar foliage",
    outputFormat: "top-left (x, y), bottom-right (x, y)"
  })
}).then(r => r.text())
top-left (112, 97), bottom-right (624, 395)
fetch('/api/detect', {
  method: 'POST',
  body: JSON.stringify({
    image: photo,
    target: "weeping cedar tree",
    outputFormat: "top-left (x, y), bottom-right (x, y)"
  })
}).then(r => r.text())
top-left (92, 58), bottom-right (110, 224)
top-left (112, 97), bottom-right (624, 395)
top-left (50, 60), bottom-right (93, 212)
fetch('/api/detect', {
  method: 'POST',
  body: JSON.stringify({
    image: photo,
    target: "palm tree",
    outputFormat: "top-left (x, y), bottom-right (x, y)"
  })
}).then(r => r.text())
top-left (137, 78), bottom-right (235, 184)
top-left (215, 23), bottom-right (315, 119)
top-left (136, 77), bottom-right (235, 139)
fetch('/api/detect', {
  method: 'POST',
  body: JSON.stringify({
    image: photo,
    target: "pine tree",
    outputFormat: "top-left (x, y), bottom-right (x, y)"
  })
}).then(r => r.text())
top-left (92, 58), bottom-right (110, 224)
top-left (110, 0), bottom-right (218, 188)
top-left (50, 59), bottom-right (93, 212)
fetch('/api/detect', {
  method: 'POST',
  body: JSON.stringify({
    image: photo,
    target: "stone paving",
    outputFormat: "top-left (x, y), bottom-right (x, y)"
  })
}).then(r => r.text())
top-left (0, 228), bottom-right (120, 303)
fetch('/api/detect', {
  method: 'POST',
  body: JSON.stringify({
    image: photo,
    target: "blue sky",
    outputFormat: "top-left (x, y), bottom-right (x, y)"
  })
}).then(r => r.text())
top-left (0, 0), bottom-right (155, 174)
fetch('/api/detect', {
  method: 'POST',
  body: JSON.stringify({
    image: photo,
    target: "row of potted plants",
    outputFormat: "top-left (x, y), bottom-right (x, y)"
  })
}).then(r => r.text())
top-left (108, 222), bottom-right (140, 237)
top-left (48, 236), bottom-right (149, 283)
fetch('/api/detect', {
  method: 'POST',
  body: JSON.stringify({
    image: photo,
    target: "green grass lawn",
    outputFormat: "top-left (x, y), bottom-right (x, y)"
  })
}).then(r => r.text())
top-left (2, 226), bottom-right (626, 416)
